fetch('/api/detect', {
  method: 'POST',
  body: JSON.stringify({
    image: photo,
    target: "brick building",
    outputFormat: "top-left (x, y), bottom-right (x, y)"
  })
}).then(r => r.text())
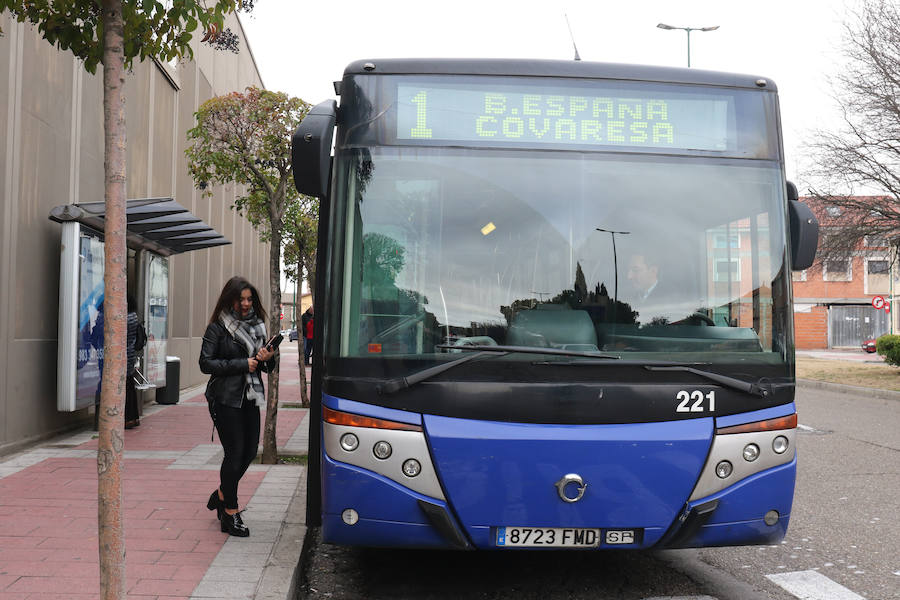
top-left (792, 197), bottom-right (895, 349)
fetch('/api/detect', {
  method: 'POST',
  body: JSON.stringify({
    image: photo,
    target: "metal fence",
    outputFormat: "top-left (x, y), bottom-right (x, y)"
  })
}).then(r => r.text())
top-left (828, 304), bottom-right (889, 348)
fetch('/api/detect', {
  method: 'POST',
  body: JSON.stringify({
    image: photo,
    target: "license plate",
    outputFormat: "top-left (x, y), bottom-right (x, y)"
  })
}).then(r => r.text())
top-left (605, 529), bottom-right (635, 544)
top-left (496, 527), bottom-right (600, 547)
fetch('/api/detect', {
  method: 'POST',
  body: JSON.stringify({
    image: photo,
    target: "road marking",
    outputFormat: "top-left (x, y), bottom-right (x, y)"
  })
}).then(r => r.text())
top-left (766, 570), bottom-right (866, 599)
top-left (797, 423), bottom-right (830, 435)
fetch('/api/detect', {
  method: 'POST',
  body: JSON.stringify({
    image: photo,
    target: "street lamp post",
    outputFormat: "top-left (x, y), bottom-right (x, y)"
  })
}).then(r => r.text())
top-left (656, 23), bottom-right (720, 67)
top-left (595, 228), bottom-right (630, 314)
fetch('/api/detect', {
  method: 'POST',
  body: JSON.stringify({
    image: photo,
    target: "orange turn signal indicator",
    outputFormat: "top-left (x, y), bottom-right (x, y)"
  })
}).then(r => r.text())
top-left (716, 413), bottom-right (797, 435)
top-left (323, 406), bottom-right (422, 432)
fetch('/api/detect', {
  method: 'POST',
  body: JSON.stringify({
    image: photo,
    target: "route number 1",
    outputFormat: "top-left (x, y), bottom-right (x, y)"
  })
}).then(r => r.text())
top-left (409, 91), bottom-right (433, 139)
top-left (675, 390), bottom-right (716, 413)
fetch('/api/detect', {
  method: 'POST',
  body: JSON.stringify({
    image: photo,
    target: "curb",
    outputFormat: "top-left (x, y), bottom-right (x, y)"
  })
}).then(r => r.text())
top-left (256, 465), bottom-right (308, 599)
top-left (657, 549), bottom-right (770, 600)
top-left (797, 378), bottom-right (900, 402)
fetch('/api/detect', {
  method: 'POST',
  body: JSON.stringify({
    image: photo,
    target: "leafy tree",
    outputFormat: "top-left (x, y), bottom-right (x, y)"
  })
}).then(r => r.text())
top-left (282, 195), bottom-right (318, 407)
top-left (0, 2), bottom-right (248, 597)
top-left (806, 0), bottom-right (900, 263)
top-left (186, 86), bottom-right (311, 463)
top-left (363, 232), bottom-right (407, 288)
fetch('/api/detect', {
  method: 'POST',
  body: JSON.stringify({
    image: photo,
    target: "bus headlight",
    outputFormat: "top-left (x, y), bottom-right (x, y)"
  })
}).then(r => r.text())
top-left (373, 441), bottom-right (392, 459)
top-left (772, 435), bottom-right (789, 454)
top-left (323, 408), bottom-right (445, 500)
top-left (689, 416), bottom-right (797, 501)
top-left (742, 443), bottom-right (760, 462)
top-left (402, 459), bottom-right (422, 477)
top-left (342, 508), bottom-right (359, 525)
top-left (715, 460), bottom-right (733, 479)
top-left (340, 433), bottom-right (359, 452)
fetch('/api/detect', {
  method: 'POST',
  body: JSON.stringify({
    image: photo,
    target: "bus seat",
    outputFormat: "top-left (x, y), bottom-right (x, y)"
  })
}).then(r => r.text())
top-left (507, 306), bottom-right (598, 348)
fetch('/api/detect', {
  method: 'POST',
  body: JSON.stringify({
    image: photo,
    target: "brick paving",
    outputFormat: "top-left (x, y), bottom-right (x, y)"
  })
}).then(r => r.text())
top-left (0, 347), bottom-right (310, 600)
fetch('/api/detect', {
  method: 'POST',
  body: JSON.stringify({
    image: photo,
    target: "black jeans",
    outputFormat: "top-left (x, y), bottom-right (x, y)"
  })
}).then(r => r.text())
top-left (214, 401), bottom-right (260, 510)
top-left (124, 372), bottom-right (139, 424)
top-left (304, 337), bottom-right (313, 364)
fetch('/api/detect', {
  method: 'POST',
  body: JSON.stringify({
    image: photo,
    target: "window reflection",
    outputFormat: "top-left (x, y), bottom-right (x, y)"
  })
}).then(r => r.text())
top-left (339, 148), bottom-right (788, 361)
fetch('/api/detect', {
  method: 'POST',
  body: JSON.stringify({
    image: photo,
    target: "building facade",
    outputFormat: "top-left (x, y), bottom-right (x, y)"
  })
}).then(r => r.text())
top-left (792, 197), bottom-right (895, 349)
top-left (0, 12), bottom-right (272, 454)
top-left (281, 291), bottom-right (313, 331)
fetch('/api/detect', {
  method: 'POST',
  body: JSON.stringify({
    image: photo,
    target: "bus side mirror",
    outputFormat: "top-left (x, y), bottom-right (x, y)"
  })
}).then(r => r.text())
top-left (786, 181), bottom-right (818, 270)
top-left (292, 100), bottom-right (337, 198)
top-left (786, 180), bottom-right (799, 202)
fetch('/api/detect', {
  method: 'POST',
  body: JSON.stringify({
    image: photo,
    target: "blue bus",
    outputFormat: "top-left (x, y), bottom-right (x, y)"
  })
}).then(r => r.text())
top-left (292, 59), bottom-right (818, 550)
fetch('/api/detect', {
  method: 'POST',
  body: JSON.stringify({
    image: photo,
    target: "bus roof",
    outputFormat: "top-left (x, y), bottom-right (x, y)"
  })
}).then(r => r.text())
top-left (342, 58), bottom-right (776, 92)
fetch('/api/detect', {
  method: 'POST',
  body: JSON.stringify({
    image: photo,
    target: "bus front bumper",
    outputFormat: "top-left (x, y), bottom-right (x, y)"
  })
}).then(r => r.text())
top-left (321, 452), bottom-right (795, 549)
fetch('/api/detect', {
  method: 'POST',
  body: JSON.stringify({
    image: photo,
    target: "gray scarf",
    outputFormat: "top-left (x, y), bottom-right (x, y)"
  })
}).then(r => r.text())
top-left (219, 308), bottom-right (267, 407)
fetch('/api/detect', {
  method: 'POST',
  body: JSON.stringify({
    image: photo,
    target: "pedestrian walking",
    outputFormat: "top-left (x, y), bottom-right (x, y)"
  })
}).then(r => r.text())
top-left (199, 276), bottom-right (277, 537)
top-left (124, 294), bottom-right (146, 429)
top-left (302, 305), bottom-right (314, 365)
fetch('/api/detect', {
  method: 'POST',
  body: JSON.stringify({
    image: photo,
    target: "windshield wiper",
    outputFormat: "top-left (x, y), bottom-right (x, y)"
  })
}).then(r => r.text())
top-left (434, 344), bottom-right (621, 359)
top-left (377, 351), bottom-right (505, 395)
top-left (644, 365), bottom-right (771, 397)
top-left (532, 359), bottom-right (704, 367)
top-left (377, 345), bottom-right (619, 396)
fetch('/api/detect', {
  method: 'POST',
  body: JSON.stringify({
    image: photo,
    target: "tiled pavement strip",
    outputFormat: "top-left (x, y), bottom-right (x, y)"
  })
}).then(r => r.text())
top-left (0, 346), bottom-right (311, 600)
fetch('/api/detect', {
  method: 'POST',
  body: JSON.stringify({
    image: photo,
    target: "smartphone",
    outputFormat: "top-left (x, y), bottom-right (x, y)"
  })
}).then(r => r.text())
top-left (266, 333), bottom-right (284, 351)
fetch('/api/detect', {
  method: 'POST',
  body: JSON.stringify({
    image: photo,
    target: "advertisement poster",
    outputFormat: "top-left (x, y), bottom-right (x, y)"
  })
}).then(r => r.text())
top-left (146, 254), bottom-right (169, 386)
top-left (76, 233), bottom-right (105, 406)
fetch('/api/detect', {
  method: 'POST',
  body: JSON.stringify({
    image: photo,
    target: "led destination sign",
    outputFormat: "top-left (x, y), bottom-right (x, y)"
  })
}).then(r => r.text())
top-left (397, 82), bottom-right (733, 152)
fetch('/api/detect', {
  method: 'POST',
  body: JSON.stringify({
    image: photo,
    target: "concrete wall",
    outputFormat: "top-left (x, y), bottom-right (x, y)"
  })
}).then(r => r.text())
top-left (0, 11), bottom-right (271, 454)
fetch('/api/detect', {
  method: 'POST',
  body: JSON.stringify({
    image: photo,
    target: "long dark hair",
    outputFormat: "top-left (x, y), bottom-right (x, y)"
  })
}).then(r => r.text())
top-left (209, 276), bottom-right (268, 324)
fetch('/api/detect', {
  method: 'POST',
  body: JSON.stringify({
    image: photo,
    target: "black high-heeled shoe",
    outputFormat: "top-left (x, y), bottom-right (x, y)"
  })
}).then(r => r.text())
top-left (220, 510), bottom-right (249, 537)
top-left (206, 490), bottom-right (224, 521)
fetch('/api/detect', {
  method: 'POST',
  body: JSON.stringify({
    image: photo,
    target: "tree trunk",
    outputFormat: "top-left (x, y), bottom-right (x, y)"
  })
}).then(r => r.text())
top-left (262, 226), bottom-right (282, 464)
top-left (306, 255), bottom-right (316, 299)
top-left (98, 1), bottom-right (127, 598)
top-left (297, 252), bottom-right (309, 408)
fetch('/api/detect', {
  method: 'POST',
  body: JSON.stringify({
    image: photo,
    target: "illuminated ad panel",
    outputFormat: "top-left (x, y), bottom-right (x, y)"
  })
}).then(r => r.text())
top-left (144, 253), bottom-right (169, 387)
top-left (76, 231), bottom-right (105, 410)
top-left (396, 81), bottom-right (733, 152)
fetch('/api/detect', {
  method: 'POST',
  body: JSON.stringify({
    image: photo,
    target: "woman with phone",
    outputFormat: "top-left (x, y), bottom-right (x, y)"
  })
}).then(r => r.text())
top-left (199, 276), bottom-right (277, 537)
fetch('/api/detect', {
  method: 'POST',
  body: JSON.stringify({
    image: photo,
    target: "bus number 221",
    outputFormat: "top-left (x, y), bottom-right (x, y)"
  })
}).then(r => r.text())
top-left (675, 390), bottom-right (715, 413)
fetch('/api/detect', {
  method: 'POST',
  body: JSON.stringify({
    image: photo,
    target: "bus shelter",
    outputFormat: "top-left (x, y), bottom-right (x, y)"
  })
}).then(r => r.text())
top-left (49, 198), bottom-right (229, 412)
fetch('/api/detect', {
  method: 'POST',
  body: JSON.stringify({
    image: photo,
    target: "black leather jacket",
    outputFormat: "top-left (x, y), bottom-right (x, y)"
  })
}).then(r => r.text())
top-left (199, 321), bottom-right (276, 409)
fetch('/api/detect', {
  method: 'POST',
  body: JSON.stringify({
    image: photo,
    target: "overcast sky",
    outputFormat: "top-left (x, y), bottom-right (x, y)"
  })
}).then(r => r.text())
top-left (242, 1), bottom-right (856, 294)
top-left (241, 0), bottom-right (855, 187)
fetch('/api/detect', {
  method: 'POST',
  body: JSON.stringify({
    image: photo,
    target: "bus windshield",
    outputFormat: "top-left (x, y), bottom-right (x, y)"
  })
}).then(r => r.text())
top-left (332, 146), bottom-right (790, 366)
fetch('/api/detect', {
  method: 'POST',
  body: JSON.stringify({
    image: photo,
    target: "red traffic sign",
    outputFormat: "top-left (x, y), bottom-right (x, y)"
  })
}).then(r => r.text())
top-left (872, 296), bottom-right (886, 310)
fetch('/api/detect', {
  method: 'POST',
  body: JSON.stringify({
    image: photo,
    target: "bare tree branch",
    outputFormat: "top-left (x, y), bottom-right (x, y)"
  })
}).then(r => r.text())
top-left (805, 0), bottom-right (900, 265)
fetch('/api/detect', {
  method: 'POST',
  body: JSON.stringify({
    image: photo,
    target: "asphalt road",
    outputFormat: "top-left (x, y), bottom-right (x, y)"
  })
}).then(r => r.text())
top-left (299, 385), bottom-right (900, 600)
top-left (697, 384), bottom-right (900, 600)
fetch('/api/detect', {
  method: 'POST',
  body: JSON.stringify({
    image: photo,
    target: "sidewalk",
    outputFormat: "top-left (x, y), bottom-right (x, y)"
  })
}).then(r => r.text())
top-left (0, 345), bottom-right (310, 600)
top-left (5, 343), bottom-right (888, 600)
top-left (797, 348), bottom-right (885, 363)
